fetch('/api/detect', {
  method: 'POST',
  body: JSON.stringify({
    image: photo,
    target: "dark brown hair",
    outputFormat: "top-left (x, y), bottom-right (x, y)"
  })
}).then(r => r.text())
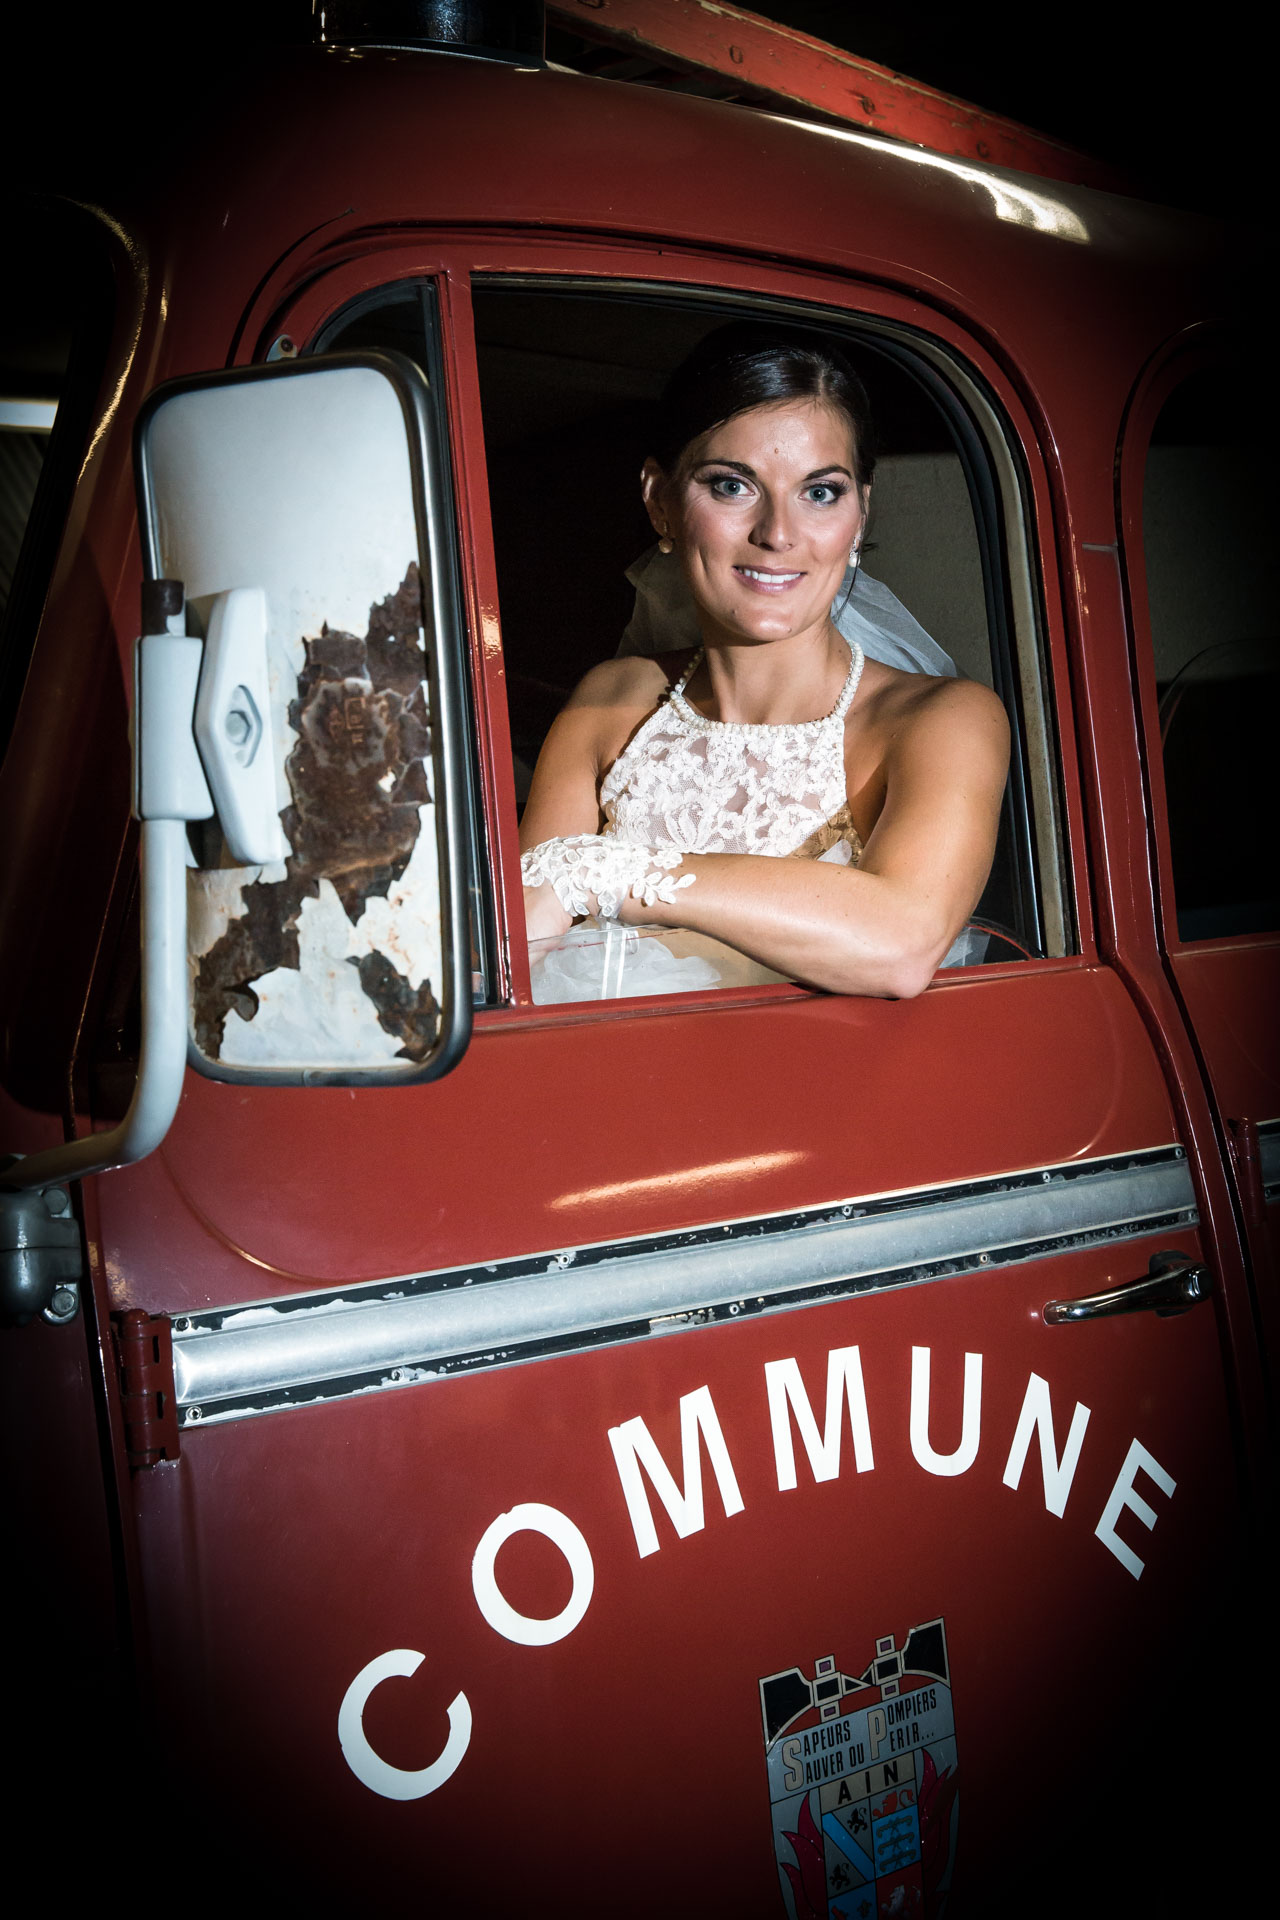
top-left (652, 322), bottom-right (877, 487)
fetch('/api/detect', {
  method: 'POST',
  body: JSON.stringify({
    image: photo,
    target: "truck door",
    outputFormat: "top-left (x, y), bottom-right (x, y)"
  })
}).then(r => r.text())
top-left (1120, 343), bottom-right (1279, 1370)
top-left (81, 248), bottom-right (1260, 1916)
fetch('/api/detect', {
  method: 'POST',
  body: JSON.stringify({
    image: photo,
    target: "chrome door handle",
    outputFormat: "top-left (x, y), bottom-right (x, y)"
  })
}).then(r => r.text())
top-left (1043, 1253), bottom-right (1213, 1325)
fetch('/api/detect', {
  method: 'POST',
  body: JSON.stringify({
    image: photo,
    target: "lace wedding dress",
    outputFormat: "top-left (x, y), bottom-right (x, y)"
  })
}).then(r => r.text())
top-left (529, 643), bottom-right (873, 1002)
top-left (601, 642), bottom-right (865, 865)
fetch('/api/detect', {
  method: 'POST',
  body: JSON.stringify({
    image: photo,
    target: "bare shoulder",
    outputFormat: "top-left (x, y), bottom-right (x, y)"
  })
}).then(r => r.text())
top-left (561, 652), bottom-right (684, 714)
top-left (910, 671), bottom-right (1008, 731)
top-left (865, 663), bottom-right (1008, 757)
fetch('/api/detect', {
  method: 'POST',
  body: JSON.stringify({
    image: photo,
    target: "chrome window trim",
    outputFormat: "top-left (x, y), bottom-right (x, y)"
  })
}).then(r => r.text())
top-left (171, 1145), bottom-right (1195, 1425)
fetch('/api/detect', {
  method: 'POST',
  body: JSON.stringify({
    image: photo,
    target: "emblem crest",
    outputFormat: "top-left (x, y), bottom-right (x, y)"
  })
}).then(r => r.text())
top-left (761, 1617), bottom-right (959, 1919)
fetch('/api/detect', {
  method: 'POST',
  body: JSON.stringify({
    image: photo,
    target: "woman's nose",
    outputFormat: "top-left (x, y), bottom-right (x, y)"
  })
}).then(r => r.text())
top-left (749, 497), bottom-right (795, 550)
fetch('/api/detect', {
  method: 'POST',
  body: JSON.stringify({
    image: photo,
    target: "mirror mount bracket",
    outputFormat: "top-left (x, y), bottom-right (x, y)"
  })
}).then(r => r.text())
top-left (0, 584), bottom-right (200, 1197)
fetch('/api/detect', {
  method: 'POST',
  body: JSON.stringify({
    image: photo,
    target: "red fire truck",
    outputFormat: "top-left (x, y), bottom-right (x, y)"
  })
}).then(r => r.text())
top-left (2, 4), bottom-right (1273, 1912)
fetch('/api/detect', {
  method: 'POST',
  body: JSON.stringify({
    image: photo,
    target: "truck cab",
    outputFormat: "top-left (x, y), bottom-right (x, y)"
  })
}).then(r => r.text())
top-left (2, 7), bottom-right (1273, 1913)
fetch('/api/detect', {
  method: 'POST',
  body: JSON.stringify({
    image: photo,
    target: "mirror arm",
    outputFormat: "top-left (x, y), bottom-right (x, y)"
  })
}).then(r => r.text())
top-left (1, 583), bottom-right (207, 1195)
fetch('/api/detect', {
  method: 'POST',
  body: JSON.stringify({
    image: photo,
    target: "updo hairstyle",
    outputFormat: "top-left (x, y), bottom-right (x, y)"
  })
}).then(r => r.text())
top-left (651, 322), bottom-right (877, 489)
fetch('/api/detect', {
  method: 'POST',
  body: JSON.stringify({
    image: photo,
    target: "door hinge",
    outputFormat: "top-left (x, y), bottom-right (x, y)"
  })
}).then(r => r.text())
top-left (114, 1308), bottom-right (181, 1469)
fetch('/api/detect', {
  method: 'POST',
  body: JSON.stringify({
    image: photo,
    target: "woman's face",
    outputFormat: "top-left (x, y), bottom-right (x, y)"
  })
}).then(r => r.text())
top-left (644, 398), bottom-right (869, 647)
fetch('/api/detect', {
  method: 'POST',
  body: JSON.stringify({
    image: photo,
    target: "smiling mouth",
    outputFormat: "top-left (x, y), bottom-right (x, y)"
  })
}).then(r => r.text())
top-left (734, 566), bottom-right (805, 591)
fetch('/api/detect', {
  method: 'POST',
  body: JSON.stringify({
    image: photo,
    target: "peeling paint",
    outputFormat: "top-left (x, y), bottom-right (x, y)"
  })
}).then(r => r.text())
top-left (189, 564), bottom-right (443, 1068)
top-left (219, 881), bottom-right (405, 1066)
top-left (187, 867), bottom-right (252, 962)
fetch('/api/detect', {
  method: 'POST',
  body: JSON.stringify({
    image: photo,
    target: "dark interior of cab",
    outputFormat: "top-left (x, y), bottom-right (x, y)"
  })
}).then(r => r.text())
top-left (321, 281), bottom-right (1059, 970)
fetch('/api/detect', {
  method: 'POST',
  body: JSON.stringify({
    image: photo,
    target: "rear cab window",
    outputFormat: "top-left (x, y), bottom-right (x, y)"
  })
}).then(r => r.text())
top-left (1137, 359), bottom-right (1275, 942)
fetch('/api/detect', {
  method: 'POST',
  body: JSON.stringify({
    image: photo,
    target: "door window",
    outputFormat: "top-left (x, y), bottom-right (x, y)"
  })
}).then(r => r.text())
top-left (317, 276), bottom-right (1071, 1007)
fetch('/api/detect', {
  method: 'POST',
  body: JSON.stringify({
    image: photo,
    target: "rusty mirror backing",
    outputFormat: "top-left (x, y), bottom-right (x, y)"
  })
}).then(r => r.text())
top-left (135, 353), bottom-right (472, 1084)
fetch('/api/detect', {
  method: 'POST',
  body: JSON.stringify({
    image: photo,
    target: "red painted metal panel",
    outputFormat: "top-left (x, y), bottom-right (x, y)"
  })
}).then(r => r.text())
top-left (1062, 530), bottom-right (1267, 1468)
top-left (92, 966), bottom-right (1174, 1310)
top-left (112, 55), bottom-right (1213, 407)
top-left (1174, 944), bottom-right (1280, 1123)
top-left (128, 1234), bottom-right (1238, 1907)
top-left (1116, 338), bottom-right (1280, 1386)
top-left (547, 0), bottom-right (1125, 192)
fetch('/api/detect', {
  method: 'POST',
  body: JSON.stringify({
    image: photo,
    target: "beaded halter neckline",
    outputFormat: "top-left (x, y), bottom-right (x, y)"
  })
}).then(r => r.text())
top-left (668, 641), bottom-right (865, 733)
top-left (598, 638), bottom-right (867, 867)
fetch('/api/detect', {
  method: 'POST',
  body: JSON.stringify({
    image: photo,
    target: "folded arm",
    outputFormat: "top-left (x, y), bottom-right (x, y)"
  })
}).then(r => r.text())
top-left (521, 663), bottom-right (1010, 998)
top-left (613, 679), bottom-right (1008, 995)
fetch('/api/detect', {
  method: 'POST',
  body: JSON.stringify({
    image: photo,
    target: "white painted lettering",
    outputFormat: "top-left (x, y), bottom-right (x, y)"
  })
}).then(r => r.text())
top-left (1002, 1371), bottom-right (1091, 1516)
top-left (765, 1347), bottom-right (875, 1491)
top-left (608, 1384), bottom-right (744, 1559)
top-left (337, 1650), bottom-right (471, 1801)
top-left (471, 1502), bottom-right (595, 1646)
top-left (909, 1346), bottom-right (983, 1477)
top-left (1095, 1439), bottom-right (1177, 1579)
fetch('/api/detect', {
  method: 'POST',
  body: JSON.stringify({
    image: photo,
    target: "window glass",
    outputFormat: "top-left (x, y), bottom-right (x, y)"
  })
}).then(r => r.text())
top-left (471, 284), bottom-right (1046, 1002)
top-left (1143, 366), bottom-right (1278, 941)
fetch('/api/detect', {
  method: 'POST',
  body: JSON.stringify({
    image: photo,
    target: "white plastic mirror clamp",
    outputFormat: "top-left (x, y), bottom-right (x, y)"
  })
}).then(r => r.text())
top-left (195, 587), bottom-right (287, 865)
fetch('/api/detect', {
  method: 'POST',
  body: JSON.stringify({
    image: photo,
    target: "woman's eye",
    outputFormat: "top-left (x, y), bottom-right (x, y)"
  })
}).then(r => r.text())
top-left (708, 474), bottom-right (750, 499)
top-left (805, 482), bottom-right (846, 505)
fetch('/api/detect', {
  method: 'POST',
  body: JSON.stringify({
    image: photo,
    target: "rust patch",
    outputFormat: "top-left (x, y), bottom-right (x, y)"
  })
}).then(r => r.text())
top-left (193, 564), bottom-right (436, 1059)
top-left (283, 565), bottom-right (432, 919)
top-left (352, 951), bottom-right (440, 1063)
top-left (192, 871), bottom-right (318, 1058)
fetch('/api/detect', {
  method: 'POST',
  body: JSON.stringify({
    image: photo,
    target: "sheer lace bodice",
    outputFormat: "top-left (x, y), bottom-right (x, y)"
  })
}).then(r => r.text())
top-left (599, 642), bottom-right (866, 866)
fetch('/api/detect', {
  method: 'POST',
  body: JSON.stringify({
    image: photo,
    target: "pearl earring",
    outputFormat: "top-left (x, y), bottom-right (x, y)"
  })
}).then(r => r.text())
top-left (658, 534), bottom-right (674, 555)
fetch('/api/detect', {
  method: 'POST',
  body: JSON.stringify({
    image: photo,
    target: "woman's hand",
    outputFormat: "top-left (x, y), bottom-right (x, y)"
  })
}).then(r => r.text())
top-left (524, 836), bottom-right (696, 931)
top-left (518, 656), bottom-right (679, 943)
top-left (523, 880), bottom-right (572, 943)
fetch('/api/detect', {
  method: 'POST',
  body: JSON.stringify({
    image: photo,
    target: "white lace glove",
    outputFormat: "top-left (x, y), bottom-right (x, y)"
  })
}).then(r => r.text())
top-left (521, 835), bottom-right (697, 921)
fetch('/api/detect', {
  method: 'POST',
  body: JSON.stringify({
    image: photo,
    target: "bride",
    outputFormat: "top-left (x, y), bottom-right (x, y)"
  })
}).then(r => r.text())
top-left (520, 326), bottom-right (1010, 1000)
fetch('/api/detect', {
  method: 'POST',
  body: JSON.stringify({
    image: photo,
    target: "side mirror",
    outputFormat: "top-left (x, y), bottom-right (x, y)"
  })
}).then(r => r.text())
top-left (135, 351), bottom-right (473, 1083)
top-left (1, 351), bottom-right (473, 1209)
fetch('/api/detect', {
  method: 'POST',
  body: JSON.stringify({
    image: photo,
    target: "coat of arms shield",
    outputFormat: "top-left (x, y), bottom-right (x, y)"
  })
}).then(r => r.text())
top-left (761, 1617), bottom-right (959, 1920)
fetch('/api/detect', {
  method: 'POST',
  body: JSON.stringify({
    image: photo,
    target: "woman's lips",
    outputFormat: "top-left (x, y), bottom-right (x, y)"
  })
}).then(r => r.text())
top-left (733, 566), bottom-right (805, 594)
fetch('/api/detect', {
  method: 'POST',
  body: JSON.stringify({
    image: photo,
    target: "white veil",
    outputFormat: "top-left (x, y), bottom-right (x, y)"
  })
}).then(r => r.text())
top-left (617, 544), bottom-right (957, 676)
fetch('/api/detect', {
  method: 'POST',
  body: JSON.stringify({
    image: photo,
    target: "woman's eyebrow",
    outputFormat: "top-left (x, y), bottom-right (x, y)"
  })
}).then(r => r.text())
top-left (694, 460), bottom-right (854, 479)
